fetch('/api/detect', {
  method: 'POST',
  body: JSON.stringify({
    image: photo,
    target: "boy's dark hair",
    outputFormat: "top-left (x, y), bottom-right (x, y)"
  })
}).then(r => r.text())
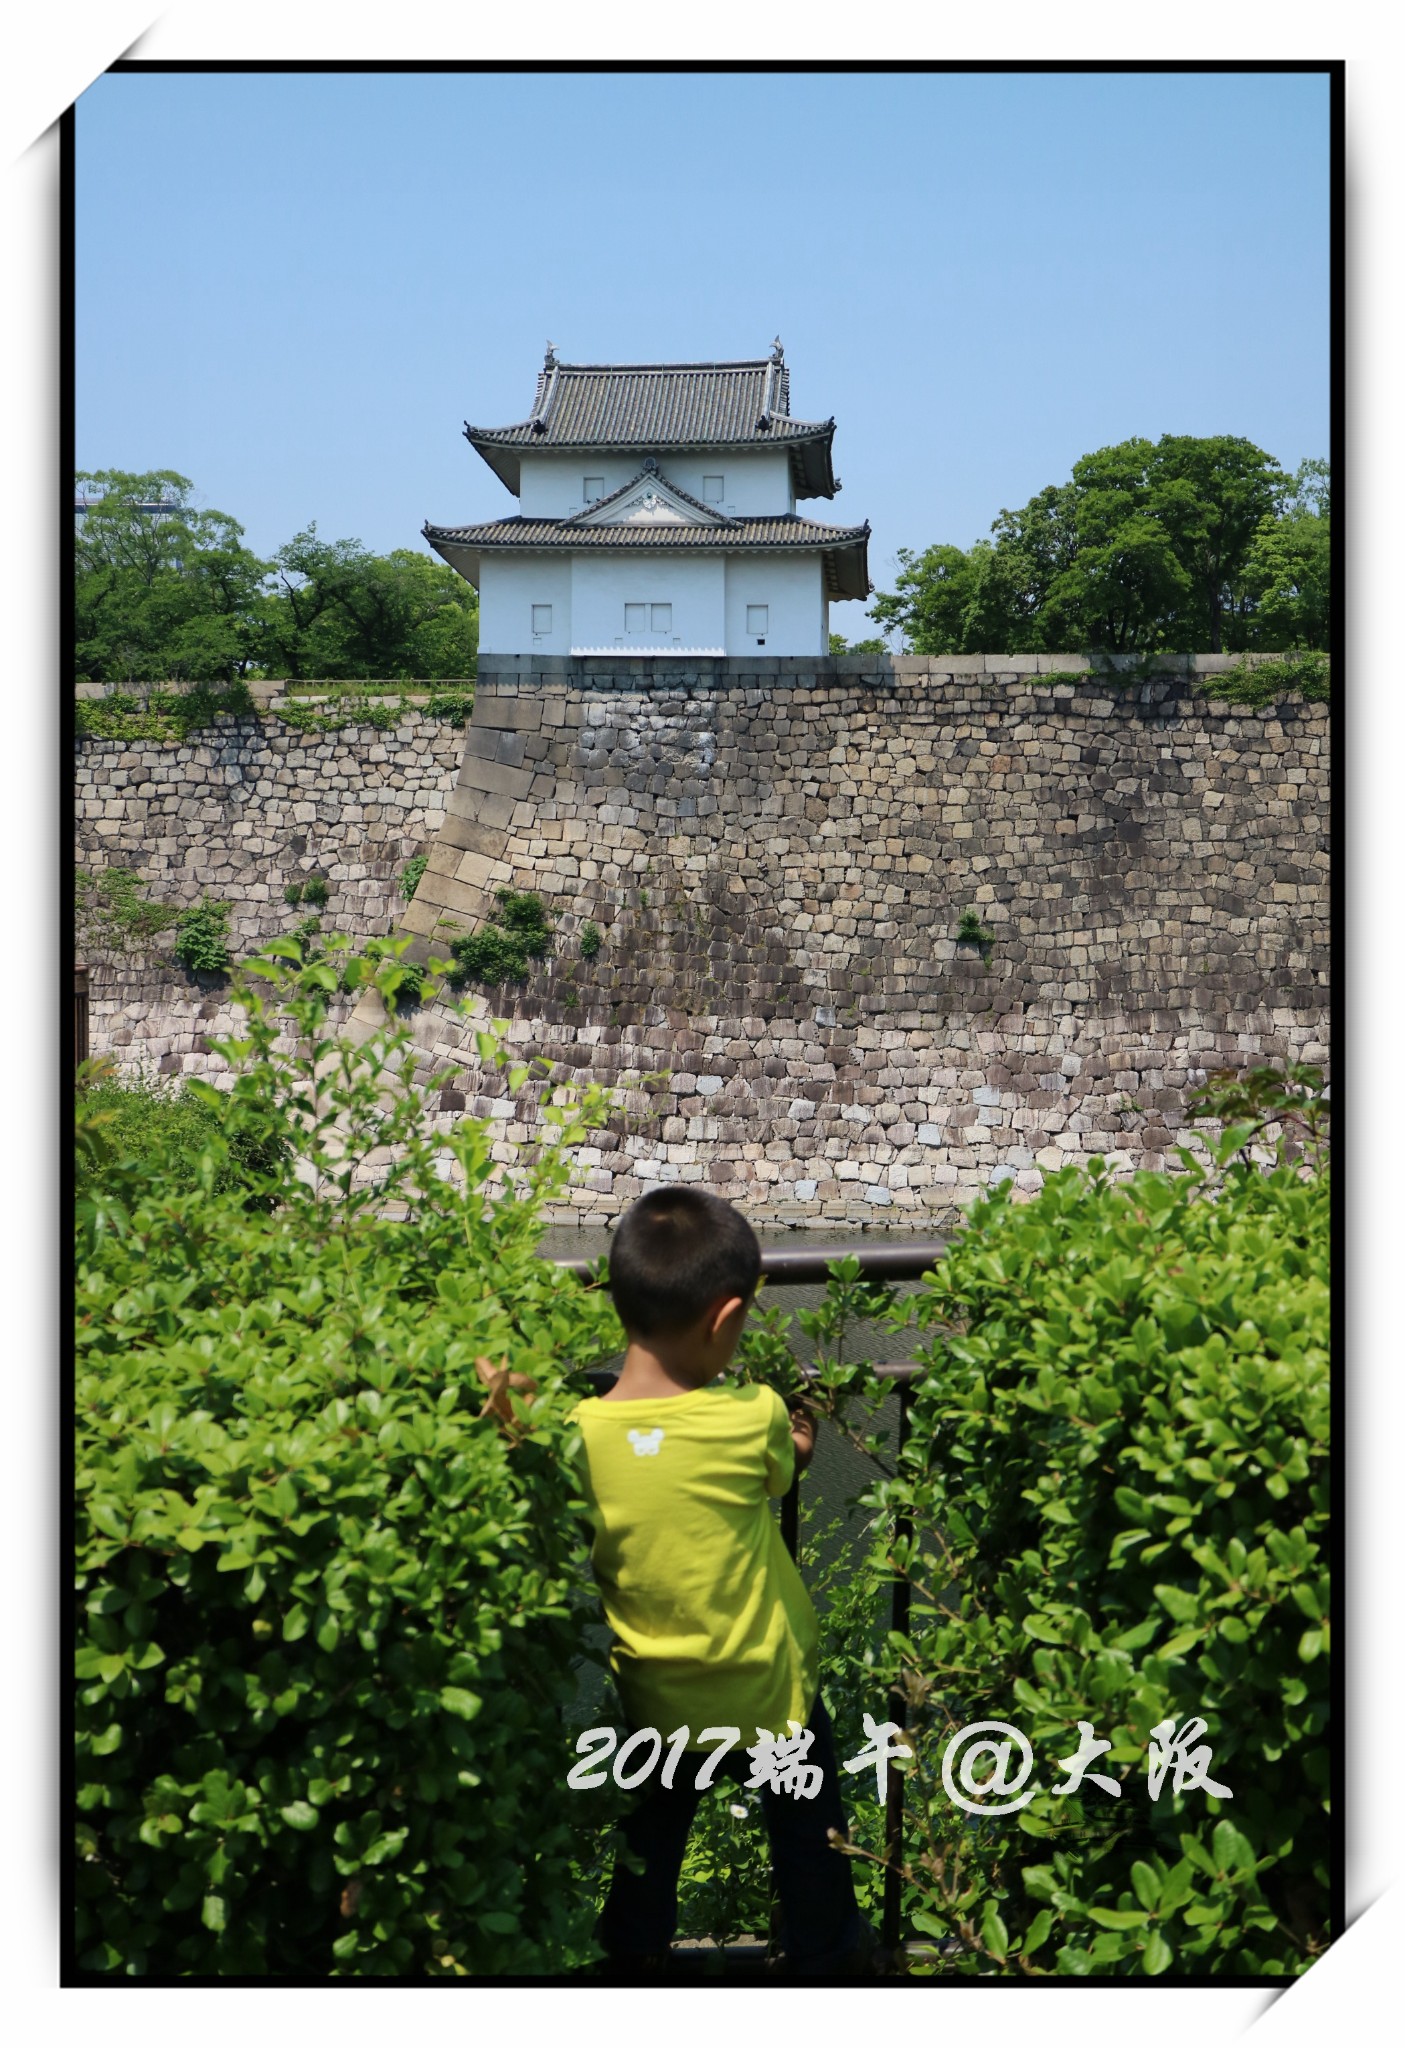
top-left (608, 1188), bottom-right (762, 1338)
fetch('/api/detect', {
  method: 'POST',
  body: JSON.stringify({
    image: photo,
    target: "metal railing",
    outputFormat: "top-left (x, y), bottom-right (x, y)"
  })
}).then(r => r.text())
top-left (569, 1237), bottom-right (944, 1964)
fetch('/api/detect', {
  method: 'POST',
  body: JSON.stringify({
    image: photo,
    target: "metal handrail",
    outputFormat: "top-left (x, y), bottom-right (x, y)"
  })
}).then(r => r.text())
top-left (551, 1239), bottom-right (945, 1286)
top-left (564, 1238), bottom-right (942, 1963)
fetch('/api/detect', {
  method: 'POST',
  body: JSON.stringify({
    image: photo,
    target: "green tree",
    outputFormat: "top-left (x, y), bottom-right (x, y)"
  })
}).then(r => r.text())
top-left (869, 543), bottom-right (987, 655)
top-left (1240, 460), bottom-right (1331, 652)
top-left (828, 632), bottom-right (889, 656)
top-left (75, 471), bottom-right (270, 684)
top-left (869, 436), bottom-right (1312, 658)
top-left (1144, 436), bottom-right (1288, 652)
top-left (263, 527), bottom-right (478, 680)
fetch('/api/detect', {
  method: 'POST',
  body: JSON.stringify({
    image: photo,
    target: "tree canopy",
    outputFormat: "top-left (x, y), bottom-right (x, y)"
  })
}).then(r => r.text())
top-left (74, 472), bottom-right (478, 685)
top-left (868, 437), bottom-right (1329, 657)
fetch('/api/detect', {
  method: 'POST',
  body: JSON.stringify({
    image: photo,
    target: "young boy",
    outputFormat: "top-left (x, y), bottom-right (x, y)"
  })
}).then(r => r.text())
top-left (569, 1186), bottom-right (872, 1979)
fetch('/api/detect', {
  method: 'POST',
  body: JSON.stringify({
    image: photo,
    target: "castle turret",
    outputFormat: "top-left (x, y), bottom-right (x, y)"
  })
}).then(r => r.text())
top-left (425, 346), bottom-right (870, 658)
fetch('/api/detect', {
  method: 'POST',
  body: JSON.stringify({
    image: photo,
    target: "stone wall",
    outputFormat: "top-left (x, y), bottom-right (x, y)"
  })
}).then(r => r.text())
top-left (76, 656), bottom-right (1330, 1223)
top-left (75, 690), bottom-right (465, 1077)
top-left (368, 652), bottom-right (1329, 1224)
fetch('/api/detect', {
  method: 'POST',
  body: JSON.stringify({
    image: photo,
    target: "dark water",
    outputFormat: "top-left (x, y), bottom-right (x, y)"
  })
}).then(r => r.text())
top-left (541, 1226), bottom-right (943, 1728)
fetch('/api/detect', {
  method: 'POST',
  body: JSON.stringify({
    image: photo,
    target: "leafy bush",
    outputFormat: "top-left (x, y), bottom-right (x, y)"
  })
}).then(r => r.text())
top-left (300, 875), bottom-right (329, 909)
top-left (282, 881), bottom-right (305, 907)
top-left (955, 909), bottom-right (994, 947)
top-left (172, 898), bottom-right (232, 976)
top-left (75, 1062), bottom-right (290, 1208)
top-left (851, 1128), bottom-right (1330, 1977)
top-left (400, 855), bottom-right (429, 903)
top-left (578, 921), bottom-right (602, 961)
top-left (74, 945), bottom-right (626, 1976)
top-left (447, 891), bottom-right (553, 989)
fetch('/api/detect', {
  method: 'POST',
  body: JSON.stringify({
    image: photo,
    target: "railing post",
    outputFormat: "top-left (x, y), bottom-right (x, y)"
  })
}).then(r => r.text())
top-left (780, 1463), bottom-right (799, 1564)
top-left (74, 962), bottom-right (90, 1069)
top-left (882, 1378), bottom-right (913, 1956)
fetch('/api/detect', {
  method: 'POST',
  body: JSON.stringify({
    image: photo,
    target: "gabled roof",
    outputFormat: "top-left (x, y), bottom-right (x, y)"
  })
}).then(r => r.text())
top-left (567, 462), bottom-right (730, 528)
top-left (464, 353), bottom-right (839, 499)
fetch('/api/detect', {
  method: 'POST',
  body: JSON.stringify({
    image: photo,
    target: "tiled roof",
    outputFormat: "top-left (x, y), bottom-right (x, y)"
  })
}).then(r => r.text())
top-left (424, 512), bottom-right (871, 600)
top-left (465, 357), bottom-right (838, 499)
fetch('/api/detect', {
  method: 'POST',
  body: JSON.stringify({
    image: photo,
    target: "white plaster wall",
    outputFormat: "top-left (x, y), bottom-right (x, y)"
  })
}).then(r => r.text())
top-left (478, 555), bottom-right (572, 655)
top-left (660, 452), bottom-right (793, 516)
top-left (724, 554), bottom-right (826, 655)
top-left (570, 554), bottom-right (725, 652)
top-left (518, 450), bottom-right (794, 519)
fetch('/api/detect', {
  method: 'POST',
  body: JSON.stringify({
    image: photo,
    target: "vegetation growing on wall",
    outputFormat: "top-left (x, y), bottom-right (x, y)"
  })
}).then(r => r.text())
top-left (870, 441), bottom-right (1330, 659)
top-left (172, 898), bottom-right (232, 976)
top-left (446, 892), bottom-right (554, 989)
top-left (75, 683), bottom-right (255, 742)
top-left (76, 867), bottom-right (181, 952)
top-left (271, 682), bottom-right (474, 735)
top-left (1209, 654), bottom-right (1331, 709)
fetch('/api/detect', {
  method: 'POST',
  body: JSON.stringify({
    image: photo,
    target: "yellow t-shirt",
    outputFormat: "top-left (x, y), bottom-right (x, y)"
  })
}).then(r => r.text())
top-left (569, 1380), bottom-right (820, 1747)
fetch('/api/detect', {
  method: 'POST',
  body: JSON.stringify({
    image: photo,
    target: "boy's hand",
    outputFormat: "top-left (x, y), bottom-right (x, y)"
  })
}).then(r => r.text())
top-left (788, 1401), bottom-right (817, 1473)
top-left (475, 1355), bottom-right (539, 1437)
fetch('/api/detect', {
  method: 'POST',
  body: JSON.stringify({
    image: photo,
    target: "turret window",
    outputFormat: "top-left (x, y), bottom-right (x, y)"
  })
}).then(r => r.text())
top-left (746, 605), bottom-right (769, 636)
top-left (702, 475), bottom-right (724, 502)
top-left (532, 605), bottom-right (552, 635)
top-left (624, 603), bottom-right (673, 635)
top-left (584, 476), bottom-right (605, 503)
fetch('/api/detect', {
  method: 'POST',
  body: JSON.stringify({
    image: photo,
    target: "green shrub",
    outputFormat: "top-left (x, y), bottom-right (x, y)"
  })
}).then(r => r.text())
top-left (74, 944), bottom-right (626, 1976)
top-left (283, 881), bottom-right (304, 907)
top-left (75, 1063), bottom-right (290, 1207)
top-left (447, 891), bottom-right (553, 990)
top-left (391, 958), bottom-right (425, 1005)
top-left (851, 1124), bottom-right (1329, 1977)
top-left (300, 875), bottom-right (329, 909)
top-left (956, 909), bottom-right (993, 947)
top-left (578, 921), bottom-right (602, 961)
top-left (172, 898), bottom-right (232, 976)
top-left (400, 855), bottom-right (429, 903)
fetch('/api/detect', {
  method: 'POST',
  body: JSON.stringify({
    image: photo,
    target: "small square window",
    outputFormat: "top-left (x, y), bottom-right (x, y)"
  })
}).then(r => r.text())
top-left (746, 605), bottom-right (769, 635)
top-left (584, 476), bottom-right (605, 503)
top-left (651, 603), bottom-right (672, 632)
top-left (702, 475), bottom-right (724, 502)
top-left (624, 603), bottom-right (646, 633)
top-left (531, 604), bottom-right (552, 635)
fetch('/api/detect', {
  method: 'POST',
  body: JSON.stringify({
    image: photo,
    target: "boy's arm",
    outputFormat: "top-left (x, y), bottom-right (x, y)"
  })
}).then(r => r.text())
top-left (788, 1400), bottom-right (817, 1473)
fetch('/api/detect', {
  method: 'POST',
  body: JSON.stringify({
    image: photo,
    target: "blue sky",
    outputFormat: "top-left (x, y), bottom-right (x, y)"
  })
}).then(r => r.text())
top-left (76, 68), bottom-right (1330, 630)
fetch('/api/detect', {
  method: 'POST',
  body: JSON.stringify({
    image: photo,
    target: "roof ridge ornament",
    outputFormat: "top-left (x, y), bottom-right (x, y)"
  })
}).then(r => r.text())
top-left (544, 340), bottom-right (558, 369)
top-left (771, 336), bottom-right (784, 363)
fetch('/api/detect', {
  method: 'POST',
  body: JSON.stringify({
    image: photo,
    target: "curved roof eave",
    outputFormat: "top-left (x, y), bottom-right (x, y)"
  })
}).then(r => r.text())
top-left (464, 419), bottom-right (839, 500)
